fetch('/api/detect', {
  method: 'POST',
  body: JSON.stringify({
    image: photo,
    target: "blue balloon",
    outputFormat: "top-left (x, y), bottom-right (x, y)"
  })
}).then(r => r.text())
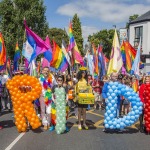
top-left (108, 103), bottom-right (112, 107)
top-left (104, 82), bottom-right (142, 130)
top-left (106, 116), bottom-right (111, 121)
top-left (113, 121), bottom-right (117, 126)
top-left (116, 124), bottom-right (120, 129)
top-left (107, 110), bottom-right (112, 114)
top-left (110, 107), bottom-right (115, 111)
top-left (110, 125), bottom-right (114, 129)
top-left (112, 85), bottom-right (117, 90)
top-left (111, 93), bottom-right (116, 97)
top-left (110, 114), bottom-right (114, 118)
top-left (111, 100), bottom-right (116, 104)
top-left (105, 124), bottom-right (109, 128)
top-left (108, 96), bottom-right (113, 100)
top-left (130, 116), bottom-right (135, 120)
top-left (108, 121), bottom-right (113, 125)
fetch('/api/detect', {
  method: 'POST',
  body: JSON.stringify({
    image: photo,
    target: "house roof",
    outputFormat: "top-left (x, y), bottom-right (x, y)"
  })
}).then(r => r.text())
top-left (130, 10), bottom-right (150, 24)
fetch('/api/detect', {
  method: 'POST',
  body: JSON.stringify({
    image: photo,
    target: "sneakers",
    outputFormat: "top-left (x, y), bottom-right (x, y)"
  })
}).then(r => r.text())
top-left (49, 126), bottom-right (55, 131)
top-left (83, 124), bottom-right (88, 130)
top-left (66, 126), bottom-right (70, 132)
top-left (78, 124), bottom-right (82, 130)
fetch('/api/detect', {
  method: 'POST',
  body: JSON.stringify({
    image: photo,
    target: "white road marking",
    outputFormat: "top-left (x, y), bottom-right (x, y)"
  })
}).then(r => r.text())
top-left (5, 132), bottom-right (25, 150)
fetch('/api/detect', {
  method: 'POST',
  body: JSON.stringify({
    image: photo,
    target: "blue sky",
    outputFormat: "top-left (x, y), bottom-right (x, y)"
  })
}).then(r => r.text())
top-left (44, 0), bottom-right (150, 41)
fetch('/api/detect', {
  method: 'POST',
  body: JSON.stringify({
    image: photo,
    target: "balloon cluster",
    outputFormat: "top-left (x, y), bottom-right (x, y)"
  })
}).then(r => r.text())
top-left (55, 87), bottom-right (66, 134)
top-left (104, 82), bottom-right (143, 129)
top-left (144, 84), bottom-right (150, 132)
top-left (6, 74), bottom-right (42, 132)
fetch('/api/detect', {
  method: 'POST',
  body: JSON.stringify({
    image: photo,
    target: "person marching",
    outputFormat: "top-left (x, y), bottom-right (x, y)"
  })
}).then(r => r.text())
top-left (76, 67), bottom-right (94, 130)
top-left (51, 75), bottom-right (69, 133)
top-left (39, 66), bottom-right (57, 130)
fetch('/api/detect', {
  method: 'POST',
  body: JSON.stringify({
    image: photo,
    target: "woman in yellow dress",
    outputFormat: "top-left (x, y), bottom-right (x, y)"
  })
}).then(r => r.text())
top-left (76, 67), bottom-right (89, 130)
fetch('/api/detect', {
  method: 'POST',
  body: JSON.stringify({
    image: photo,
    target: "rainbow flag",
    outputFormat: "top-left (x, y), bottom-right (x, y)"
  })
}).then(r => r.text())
top-left (50, 40), bottom-right (68, 72)
top-left (132, 79), bottom-right (139, 92)
top-left (92, 43), bottom-right (99, 75)
top-left (68, 21), bottom-right (84, 66)
top-left (13, 42), bottom-right (21, 71)
top-left (121, 40), bottom-right (144, 73)
top-left (0, 32), bottom-right (6, 71)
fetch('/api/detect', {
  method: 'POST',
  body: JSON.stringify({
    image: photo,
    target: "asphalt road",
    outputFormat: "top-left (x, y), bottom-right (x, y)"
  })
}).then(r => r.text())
top-left (0, 109), bottom-right (150, 150)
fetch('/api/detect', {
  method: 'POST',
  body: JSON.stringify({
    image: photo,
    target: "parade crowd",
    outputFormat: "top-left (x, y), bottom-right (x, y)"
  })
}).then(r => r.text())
top-left (0, 66), bottom-right (149, 133)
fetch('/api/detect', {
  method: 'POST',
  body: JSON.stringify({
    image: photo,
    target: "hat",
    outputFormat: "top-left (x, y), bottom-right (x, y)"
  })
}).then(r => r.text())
top-left (79, 67), bottom-right (87, 71)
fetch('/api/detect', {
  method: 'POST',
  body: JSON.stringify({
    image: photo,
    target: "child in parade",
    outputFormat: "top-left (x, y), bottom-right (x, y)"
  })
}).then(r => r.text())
top-left (39, 66), bottom-right (57, 130)
top-left (92, 75), bottom-right (104, 110)
top-left (51, 75), bottom-right (69, 133)
top-left (76, 67), bottom-right (89, 130)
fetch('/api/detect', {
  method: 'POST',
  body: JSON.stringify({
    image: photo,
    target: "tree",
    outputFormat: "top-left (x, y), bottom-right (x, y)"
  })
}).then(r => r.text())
top-left (0, 0), bottom-right (48, 59)
top-left (126, 14), bottom-right (139, 28)
top-left (72, 14), bottom-right (84, 55)
top-left (48, 28), bottom-right (69, 47)
top-left (88, 29), bottom-right (115, 57)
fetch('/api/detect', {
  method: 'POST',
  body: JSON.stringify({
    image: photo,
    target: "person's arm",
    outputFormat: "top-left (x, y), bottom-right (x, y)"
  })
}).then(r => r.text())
top-left (102, 83), bottom-right (108, 99)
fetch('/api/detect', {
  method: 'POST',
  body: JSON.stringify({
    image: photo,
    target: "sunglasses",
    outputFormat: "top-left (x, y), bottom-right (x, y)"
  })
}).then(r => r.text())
top-left (58, 79), bottom-right (63, 82)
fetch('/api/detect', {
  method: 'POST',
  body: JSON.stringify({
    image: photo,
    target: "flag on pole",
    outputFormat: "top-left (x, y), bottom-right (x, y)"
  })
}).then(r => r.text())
top-left (98, 44), bottom-right (106, 79)
top-left (62, 39), bottom-right (71, 66)
top-left (68, 21), bottom-right (84, 66)
top-left (107, 29), bottom-right (123, 75)
top-left (22, 40), bottom-right (33, 62)
top-left (13, 42), bottom-right (21, 71)
top-left (92, 44), bottom-right (99, 75)
top-left (131, 37), bottom-right (141, 76)
top-left (24, 20), bottom-right (49, 62)
top-left (50, 40), bottom-right (68, 72)
top-left (43, 36), bottom-right (52, 63)
top-left (0, 32), bottom-right (7, 71)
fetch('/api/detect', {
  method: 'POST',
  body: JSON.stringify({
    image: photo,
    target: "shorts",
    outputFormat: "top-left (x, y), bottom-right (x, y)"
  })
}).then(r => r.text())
top-left (93, 92), bottom-right (102, 102)
top-left (78, 104), bottom-right (88, 108)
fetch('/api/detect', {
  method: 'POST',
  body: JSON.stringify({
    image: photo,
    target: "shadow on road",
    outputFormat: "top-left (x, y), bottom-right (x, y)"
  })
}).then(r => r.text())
top-left (0, 120), bottom-right (15, 128)
top-left (104, 127), bottom-right (139, 134)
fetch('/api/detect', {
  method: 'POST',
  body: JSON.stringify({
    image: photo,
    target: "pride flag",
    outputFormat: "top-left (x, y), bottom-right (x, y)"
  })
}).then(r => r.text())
top-left (131, 37), bottom-right (141, 76)
top-left (0, 32), bottom-right (6, 71)
top-left (107, 29), bottom-right (123, 75)
top-left (50, 40), bottom-right (68, 72)
top-left (13, 42), bottom-right (21, 71)
top-left (24, 20), bottom-right (49, 62)
top-left (68, 21), bottom-right (84, 66)
top-left (98, 44), bottom-right (106, 79)
top-left (42, 36), bottom-right (53, 68)
top-left (121, 40), bottom-right (144, 73)
top-left (92, 43), bottom-right (99, 75)
top-left (121, 41), bottom-right (136, 72)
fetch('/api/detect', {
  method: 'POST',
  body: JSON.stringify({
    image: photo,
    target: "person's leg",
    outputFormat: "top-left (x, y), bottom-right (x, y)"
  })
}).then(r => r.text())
top-left (78, 107), bottom-right (82, 129)
top-left (1, 97), bottom-right (5, 110)
top-left (83, 108), bottom-right (88, 129)
top-left (39, 96), bottom-right (47, 129)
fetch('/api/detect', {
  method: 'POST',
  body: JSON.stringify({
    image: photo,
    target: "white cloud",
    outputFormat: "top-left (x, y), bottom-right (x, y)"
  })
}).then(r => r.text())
top-left (82, 26), bottom-right (99, 42)
top-left (57, 0), bottom-right (150, 23)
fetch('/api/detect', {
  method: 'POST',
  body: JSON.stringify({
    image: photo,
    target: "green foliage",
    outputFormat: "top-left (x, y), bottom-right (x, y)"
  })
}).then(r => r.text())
top-left (88, 29), bottom-right (115, 57)
top-left (48, 28), bottom-right (69, 47)
top-left (0, 0), bottom-right (48, 59)
top-left (126, 14), bottom-right (139, 28)
top-left (72, 14), bottom-right (84, 55)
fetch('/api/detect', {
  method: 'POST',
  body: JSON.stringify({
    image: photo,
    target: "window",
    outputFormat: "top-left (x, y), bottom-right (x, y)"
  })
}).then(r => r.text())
top-left (134, 26), bottom-right (143, 49)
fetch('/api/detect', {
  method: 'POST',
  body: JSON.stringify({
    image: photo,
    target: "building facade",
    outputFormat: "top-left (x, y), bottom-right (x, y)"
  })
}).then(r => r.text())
top-left (129, 10), bottom-right (150, 73)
